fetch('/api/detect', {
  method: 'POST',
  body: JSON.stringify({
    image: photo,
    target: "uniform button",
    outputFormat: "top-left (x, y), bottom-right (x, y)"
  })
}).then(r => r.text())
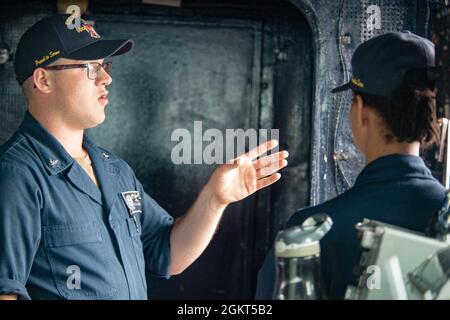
top-left (48, 159), bottom-right (59, 167)
top-left (102, 152), bottom-right (110, 159)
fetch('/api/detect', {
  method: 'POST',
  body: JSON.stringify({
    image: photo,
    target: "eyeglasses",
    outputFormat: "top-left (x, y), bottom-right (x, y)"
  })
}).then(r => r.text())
top-left (42, 62), bottom-right (112, 80)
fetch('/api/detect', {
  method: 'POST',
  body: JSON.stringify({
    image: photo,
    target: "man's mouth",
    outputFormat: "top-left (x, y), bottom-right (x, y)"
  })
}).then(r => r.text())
top-left (98, 91), bottom-right (109, 105)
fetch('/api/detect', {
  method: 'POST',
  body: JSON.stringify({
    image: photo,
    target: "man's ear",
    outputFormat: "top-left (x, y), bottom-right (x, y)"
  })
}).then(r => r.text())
top-left (32, 68), bottom-right (52, 94)
top-left (354, 94), bottom-right (369, 128)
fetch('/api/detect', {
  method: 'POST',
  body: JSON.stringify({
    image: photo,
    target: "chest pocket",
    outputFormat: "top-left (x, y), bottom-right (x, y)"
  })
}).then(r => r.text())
top-left (125, 212), bottom-right (148, 292)
top-left (118, 190), bottom-right (147, 292)
top-left (42, 221), bottom-right (118, 299)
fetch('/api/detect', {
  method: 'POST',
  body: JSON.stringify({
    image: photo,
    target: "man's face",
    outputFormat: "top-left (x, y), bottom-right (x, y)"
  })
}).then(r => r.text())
top-left (47, 57), bottom-right (112, 130)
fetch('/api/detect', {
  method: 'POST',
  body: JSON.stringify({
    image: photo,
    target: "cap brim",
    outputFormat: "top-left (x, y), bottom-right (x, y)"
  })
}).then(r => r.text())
top-left (331, 82), bottom-right (352, 93)
top-left (65, 39), bottom-right (134, 60)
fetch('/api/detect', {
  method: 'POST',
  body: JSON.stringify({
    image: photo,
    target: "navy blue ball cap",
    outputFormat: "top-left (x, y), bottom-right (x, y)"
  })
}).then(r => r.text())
top-left (14, 14), bottom-right (133, 85)
top-left (332, 31), bottom-right (435, 96)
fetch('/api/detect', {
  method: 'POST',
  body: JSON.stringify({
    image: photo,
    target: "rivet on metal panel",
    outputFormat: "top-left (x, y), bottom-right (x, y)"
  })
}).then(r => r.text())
top-left (333, 152), bottom-right (350, 161)
top-left (340, 34), bottom-right (352, 45)
top-left (274, 49), bottom-right (288, 61)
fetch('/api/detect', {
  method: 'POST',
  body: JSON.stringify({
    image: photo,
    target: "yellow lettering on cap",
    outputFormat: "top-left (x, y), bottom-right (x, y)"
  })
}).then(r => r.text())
top-left (351, 77), bottom-right (364, 88)
top-left (49, 50), bottom-right (60, 58)
top-left (34, 50), bottom-right (61, 66)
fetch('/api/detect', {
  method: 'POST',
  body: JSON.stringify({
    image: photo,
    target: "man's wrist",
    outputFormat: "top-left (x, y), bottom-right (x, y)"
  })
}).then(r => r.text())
top-left (202, 184), bottom-right (228, 212)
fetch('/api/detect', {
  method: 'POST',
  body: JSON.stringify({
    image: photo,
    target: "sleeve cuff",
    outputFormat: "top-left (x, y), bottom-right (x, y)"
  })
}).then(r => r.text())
top-left (145, 224), bottom-right (173, 279)
top-left (0, 278), bottom-right (31, 300)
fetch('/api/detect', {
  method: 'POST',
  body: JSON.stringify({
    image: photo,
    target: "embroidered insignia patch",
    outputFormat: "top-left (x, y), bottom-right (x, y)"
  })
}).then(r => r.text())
top-left (120, 191), bottom-right (142, 215)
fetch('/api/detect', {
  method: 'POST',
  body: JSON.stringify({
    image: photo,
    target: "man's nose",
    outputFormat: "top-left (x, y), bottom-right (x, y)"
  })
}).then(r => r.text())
top-left (96, 67), bottom-right (112, 86)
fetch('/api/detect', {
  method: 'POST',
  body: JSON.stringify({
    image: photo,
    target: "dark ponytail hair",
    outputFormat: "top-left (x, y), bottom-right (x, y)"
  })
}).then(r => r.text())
top-left (355, 68), bottom-right (439, 145)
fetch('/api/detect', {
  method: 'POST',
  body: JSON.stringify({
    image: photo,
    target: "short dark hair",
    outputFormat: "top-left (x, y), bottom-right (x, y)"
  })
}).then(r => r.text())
top-left (353, 69), bottom-right (438, 145)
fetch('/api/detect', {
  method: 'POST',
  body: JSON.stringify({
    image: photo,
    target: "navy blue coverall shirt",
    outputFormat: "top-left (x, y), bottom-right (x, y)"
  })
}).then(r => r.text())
top-left (0, 112), bottom-right (174, 299)
top-left (255, 154), bottom-right (446, 299)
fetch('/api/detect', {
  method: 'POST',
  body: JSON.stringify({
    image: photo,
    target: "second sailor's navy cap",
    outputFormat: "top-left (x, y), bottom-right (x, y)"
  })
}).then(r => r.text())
top-left (332, 31), bottom-right (435, 96)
